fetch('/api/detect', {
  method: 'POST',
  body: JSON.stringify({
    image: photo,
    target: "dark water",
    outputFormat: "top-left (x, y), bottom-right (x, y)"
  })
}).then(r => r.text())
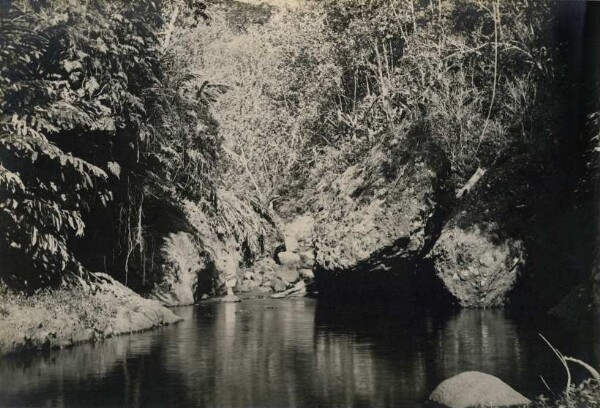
top-left (1, 299), bottom-right (599, 408)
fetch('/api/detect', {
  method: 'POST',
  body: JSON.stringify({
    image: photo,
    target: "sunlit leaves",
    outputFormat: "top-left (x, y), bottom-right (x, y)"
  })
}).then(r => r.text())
top-left (0, 165), bottom-right (25, 194)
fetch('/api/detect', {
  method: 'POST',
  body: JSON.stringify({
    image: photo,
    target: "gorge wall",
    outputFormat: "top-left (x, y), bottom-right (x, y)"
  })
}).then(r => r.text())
top-left (148, 0), bottom-right (599, 311)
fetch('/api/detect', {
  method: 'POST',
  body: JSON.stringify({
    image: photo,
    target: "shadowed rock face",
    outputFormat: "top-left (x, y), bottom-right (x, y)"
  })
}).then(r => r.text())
top-left (151, 232), bottom-right (204, 306)
top-left (313, 142), bottom-right (451, 276)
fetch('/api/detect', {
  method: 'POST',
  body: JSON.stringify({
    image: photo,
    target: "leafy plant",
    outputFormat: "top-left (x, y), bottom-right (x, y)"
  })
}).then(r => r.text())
top-left (0, 0), bottom-right (216, 290)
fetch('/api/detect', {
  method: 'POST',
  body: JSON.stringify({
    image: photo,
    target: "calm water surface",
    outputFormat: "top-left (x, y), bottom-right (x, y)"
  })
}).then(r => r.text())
top-left (1, 299), bottom-right (599, 407)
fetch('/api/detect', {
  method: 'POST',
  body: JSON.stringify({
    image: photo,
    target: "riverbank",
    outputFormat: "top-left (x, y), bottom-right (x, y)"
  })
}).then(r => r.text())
top-left (0, 273), bottom-right (181, 356)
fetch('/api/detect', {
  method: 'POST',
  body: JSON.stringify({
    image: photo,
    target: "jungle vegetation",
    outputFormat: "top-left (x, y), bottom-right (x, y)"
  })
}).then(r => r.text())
top-left (0, 0), bottom-right (598, 311)
top-left (0, 0), bottom-right (219, 291)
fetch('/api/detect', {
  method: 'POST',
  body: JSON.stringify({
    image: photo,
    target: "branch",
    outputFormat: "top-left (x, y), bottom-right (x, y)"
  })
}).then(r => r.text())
top-left (443, 43), bottom-right (490, 60)
top-left (540, 334), bottom-right (571, 395)
top-left (475, 0), bottom-right (500, 154)
top-left (539, 335), bottom-right (600, 393)
top-left (563, 357), bottom-right (600, 382)
top-left (456, 167), bottom-right (487, 198)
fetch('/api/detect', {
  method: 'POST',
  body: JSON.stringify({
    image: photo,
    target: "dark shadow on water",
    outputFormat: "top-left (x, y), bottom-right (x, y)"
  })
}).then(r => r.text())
top-left (1, 300), bottom-right (598, 408)
top-left (314, 258), bottom-right (457, 309)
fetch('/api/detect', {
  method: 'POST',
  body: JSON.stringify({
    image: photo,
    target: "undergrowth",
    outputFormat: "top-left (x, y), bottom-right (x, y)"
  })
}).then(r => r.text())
top-left (535, 380), bottom-right (600, 408)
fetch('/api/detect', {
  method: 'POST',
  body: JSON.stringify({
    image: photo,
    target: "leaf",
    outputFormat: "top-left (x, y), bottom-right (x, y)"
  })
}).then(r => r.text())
top-left (67, 215), bottom-right (75, 230)
top-left (85, 77), bottom-right (100, 95)
top-left (107, 161), bottom-right (121, 179)
top-left (63, 60), bottom-right (83, 73)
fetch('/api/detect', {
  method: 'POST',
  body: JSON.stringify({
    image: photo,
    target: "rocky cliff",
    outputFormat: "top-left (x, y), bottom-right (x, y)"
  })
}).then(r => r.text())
top-left (313, 140), bottom-right (451, 275)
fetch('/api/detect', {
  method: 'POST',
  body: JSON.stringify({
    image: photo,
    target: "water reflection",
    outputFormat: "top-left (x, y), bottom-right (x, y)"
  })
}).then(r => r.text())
top-left (0, 300), bottom-right (598, 408)
top-left (310, 305), bottom-right (526, 406)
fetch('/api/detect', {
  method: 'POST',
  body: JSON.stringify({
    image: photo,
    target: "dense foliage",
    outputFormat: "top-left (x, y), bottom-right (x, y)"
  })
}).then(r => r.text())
top-left (0, 0), bottom-right (219, 290)
top-left (186, 3), bottom-right (337, 209)
top-left (0, 0), bottom-right (591, 307)
top-left (190, 0), bottom-right (556, 220)
top-left (318, 0), bottom-right (556, 176)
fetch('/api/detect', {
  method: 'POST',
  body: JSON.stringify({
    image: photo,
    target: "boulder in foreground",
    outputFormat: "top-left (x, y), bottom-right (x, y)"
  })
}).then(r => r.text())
top-left (429, 371), bottom-right (531, 408)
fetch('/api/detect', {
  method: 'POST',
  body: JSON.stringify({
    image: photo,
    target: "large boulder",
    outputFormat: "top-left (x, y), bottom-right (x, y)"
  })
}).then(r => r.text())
top-left (277, 251), bottom-right (302, 266)
top-left (151, 232), bottom-right (203, 306)
top-left (282, 215), bottom-right (315, 252)
top-left (431, 223), bottom-right (523, 308)
top-left (183, 200), bottom-right (243, 294)
top-left (313, 142), bottom-right (451, 274)
top-left (429, 371), bottom-right (531, 408)
top-left (549, 283), bottom-right (594, 321)
top-left (431, 152), bottom-right (588, 310)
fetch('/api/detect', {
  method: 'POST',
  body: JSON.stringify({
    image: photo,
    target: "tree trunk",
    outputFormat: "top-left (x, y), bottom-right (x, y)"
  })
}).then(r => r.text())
top-left (594, 237), bottom-right (600, 315)
top-left (583, 3), bottom-right (600, 317)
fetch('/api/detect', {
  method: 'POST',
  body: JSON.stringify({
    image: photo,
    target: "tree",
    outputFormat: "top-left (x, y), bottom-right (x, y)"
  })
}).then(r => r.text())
top-left (0, 0), bottom-right (216, 290)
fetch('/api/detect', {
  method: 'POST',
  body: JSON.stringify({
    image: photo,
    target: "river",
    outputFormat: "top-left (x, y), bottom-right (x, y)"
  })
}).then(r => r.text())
top-left (1, 298), bottom-right (598, 407)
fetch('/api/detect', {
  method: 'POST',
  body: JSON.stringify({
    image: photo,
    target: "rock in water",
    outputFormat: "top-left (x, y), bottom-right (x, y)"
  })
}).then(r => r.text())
top-left (270, 281), bottom-right (306, 299)
top-left (314, 141), bottom-right (450, 273)
top-left (272, 278), bottom-right (287, 292)
top-left (299, 268), bottom-right (314, 280)
top-left (549, 283), bottom-right (594, 321)
top-left (431, 223), bottom-right (523, 308)
top-left (429, 371), bottom-right (531, 408)
top-left (298, 248), bottom-right (315, 268)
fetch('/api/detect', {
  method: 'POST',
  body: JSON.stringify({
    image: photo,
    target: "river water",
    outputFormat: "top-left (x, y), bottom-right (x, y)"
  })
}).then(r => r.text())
top-left (1, 298), bottom-right (598, 407)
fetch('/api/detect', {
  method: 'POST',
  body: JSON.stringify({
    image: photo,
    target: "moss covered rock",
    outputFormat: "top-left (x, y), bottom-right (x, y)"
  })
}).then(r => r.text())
top-left (0, 273), bottom-right (181, 356)
top-left (151, 232), bottom-right (204, 306)
top-left (431, 223), bottom-right (524, 308)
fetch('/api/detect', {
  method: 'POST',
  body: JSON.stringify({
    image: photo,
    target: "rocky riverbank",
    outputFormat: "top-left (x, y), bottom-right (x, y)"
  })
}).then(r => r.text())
top-left (0, 273), bottom-right (181, 356)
